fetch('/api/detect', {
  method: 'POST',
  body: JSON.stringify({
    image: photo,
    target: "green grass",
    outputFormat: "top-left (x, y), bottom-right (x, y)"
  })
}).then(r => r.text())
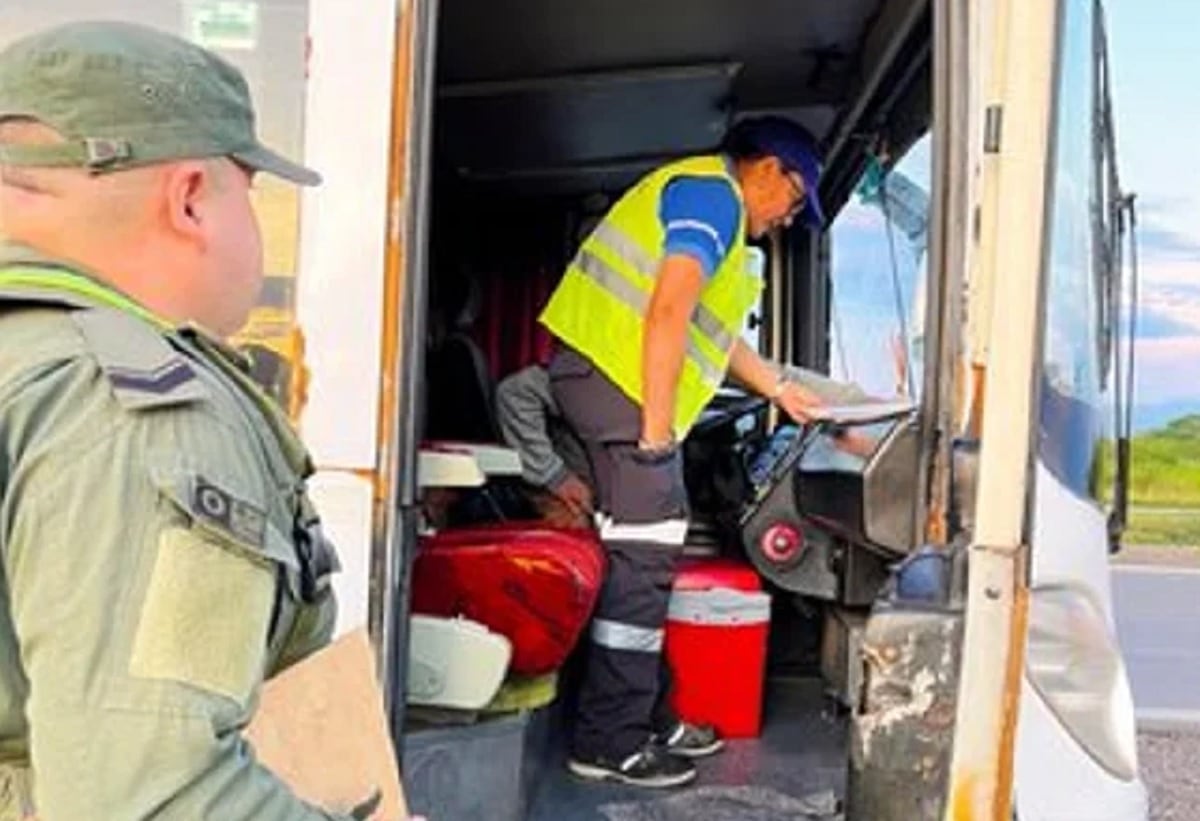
top-left (1126, 508), bottom-right (1200, 548)
top-left (1128, 415), bottom-right (1200, 509)
top-left (1111, 414), bottom-right (1200, 546)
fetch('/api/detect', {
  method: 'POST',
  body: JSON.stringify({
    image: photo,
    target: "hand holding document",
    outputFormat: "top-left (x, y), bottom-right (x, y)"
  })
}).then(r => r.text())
top-left (246, 628), bottom-right (409, 820)
top-left (805, 397), bottom-right (916, 425)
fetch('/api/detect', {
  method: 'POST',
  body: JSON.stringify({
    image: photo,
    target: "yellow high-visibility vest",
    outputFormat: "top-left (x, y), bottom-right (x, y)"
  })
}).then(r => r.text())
top-left (539, 155), bottom-right (762, 435)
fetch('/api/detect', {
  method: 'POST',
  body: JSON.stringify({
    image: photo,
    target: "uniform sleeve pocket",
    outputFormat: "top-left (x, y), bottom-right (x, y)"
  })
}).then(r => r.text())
top-left (129, 525), bottom-right (275, 705)
top-left (131, 470), bottom-right (300, 704)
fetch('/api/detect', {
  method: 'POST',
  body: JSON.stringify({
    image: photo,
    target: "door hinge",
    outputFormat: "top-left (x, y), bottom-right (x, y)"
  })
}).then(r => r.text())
top-left (984, 105), bottom-right (1003, 154)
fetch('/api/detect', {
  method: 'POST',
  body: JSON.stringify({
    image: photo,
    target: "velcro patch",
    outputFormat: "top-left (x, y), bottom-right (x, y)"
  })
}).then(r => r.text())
top-left (130, 527), bottom-right (275, 703)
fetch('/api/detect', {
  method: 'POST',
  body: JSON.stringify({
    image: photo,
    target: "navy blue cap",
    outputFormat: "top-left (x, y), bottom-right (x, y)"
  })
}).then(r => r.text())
top-left (724, 116), bottom-right (825, 227)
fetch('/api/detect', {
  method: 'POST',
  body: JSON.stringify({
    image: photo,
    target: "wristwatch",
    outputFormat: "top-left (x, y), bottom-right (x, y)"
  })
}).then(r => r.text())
top-left (770, 371), bottom-right (789, 403)
top-left (637, 435), bottom-right (677, 455)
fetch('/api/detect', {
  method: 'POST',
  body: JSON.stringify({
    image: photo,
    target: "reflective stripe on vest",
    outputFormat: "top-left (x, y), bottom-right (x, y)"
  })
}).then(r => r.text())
top-left (574, 249), bottom-right (725, 388)
top-left (0, 264), bottom-right (314, 474)
top-left (0, 265), bottom-right (169, 329)
top-left (589, 221), bottom-right (738, 353)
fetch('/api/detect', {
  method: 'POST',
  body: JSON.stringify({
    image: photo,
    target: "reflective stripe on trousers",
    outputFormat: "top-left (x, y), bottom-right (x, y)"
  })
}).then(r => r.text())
top-left (548, 348), bottom-right (688, 758)
top-left (591, 618), bottom-right (664, 653)
top-left (588, 515), bottom-right (689, 654)
top-left (596, 514), bottom-right (689, 547)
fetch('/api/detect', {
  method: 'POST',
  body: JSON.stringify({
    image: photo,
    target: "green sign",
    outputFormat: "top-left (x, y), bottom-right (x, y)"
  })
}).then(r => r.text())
top-left (186, 0), bottom-right (260, 51)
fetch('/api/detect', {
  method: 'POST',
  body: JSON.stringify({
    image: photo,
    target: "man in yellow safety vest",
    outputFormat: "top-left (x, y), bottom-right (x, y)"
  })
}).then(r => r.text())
top-left (539, 117), bottom-right (827, 788)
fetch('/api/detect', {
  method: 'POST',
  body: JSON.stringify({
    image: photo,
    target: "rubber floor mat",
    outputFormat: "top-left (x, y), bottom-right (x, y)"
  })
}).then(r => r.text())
top-left (598, 786), bottom-right (842, 821)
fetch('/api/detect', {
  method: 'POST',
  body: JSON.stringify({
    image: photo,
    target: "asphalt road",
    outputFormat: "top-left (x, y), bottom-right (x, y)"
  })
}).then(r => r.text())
top-left (1113, 565), bottom-right (1200, 724)
top-left (1113, 565), bottom-right (1200, 820)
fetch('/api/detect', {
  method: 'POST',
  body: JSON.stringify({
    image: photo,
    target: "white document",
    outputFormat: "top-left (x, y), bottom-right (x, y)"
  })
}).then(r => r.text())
top-left (807, 398), bottom-right (916, 425)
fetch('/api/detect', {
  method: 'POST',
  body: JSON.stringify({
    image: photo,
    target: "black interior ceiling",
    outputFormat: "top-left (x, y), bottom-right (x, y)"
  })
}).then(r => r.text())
top-left (434, 0), bottom-right (928, 193)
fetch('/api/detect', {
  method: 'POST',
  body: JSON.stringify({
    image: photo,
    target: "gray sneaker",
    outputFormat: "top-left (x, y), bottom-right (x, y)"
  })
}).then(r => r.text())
top-left (656, 721), bottom-right (725, 758)
top-left (567, 742), bottom-right (697, 788)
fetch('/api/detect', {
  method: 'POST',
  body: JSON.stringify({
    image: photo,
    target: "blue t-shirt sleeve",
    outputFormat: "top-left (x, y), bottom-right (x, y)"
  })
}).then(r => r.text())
top-left (658, 176), bottom-right (741, 277)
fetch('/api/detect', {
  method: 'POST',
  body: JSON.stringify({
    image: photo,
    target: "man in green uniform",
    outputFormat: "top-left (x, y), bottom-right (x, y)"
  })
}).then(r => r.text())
top-left (0, 21), bottom-right (364, 819)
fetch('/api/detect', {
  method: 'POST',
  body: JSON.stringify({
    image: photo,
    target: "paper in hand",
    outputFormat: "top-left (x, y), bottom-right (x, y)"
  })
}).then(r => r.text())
top-left (245, 628), bottom-right (408, 820)
top-left (807, 398), bottom-right (916, 425)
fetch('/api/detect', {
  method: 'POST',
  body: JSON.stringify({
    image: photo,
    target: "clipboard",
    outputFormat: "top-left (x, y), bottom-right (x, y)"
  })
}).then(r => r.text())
top-left (245, 628), bottom-right (409, 820)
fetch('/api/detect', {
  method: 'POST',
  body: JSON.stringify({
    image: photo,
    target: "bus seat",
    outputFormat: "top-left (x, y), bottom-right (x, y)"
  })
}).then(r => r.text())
top-left (426, 330), bottom-right (501, 443)
top-left (413, 523), bottom-right (606, 676)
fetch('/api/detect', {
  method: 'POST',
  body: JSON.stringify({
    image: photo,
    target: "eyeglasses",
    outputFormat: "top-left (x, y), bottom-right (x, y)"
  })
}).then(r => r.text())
top-left (783, 170), bottom-right (807, 217)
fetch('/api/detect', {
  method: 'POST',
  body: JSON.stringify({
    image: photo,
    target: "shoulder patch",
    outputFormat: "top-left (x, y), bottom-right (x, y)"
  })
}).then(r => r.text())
top-left (192, 475), bottom-right (268, 547)
top-left (151, 466), bottom-right (274, 553)
top-left (151, 467), bottom-right (302, 572)
top-left (71, 308), bottom-right (209, 411)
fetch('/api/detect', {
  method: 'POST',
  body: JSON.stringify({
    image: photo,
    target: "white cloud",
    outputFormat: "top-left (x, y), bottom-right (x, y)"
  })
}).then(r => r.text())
top-left (1135, 335), bottom-right (1200, 404)
top-left (1118, 254), bottom-right (1200, 406)
top-left (1138, 266), bottom-right (1200, 333)
top-left (1139, 257), bottom-right (1200, 289)
top-left (1137, 290), bottom-right (1200, 331)
top-left (1138, 198), bottom-right (1200, 246)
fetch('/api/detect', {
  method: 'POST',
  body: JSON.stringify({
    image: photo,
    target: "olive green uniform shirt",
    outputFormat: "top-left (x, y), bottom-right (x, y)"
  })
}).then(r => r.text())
top-left (0, 244), bottom-right (353, 819)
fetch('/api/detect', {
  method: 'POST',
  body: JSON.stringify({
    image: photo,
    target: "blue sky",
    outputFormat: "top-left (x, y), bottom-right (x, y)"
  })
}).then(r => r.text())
top-left (829, 1), bottom-right (1200, 430)
top-left (1106, 0), bottom-right (1200, 426)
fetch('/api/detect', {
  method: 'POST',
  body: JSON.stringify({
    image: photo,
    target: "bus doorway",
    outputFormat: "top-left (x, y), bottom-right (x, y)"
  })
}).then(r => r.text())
top-left (403, 1), bottom-right (939, 818)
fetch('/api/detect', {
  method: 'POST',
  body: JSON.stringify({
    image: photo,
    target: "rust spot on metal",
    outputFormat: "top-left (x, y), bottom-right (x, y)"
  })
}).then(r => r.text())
top-left (947, 553), bottom-right (1029, 821)
top-left (848, 611), bottom-right (963, 818)
top-left (950, 771), bottom-right (979, 820)
top-left (995, 561), bottom-right (1030, 819)
top-left (925, 700), bottom-right (957, 729)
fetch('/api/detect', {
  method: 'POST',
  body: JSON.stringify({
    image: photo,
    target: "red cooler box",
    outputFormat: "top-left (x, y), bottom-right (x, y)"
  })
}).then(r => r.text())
top-left (664, 558), bottom-right (771, 738)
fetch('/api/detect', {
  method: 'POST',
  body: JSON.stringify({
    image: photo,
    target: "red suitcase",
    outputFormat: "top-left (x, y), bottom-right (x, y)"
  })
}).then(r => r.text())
top-left (412, 523), bottom-right (605, 676)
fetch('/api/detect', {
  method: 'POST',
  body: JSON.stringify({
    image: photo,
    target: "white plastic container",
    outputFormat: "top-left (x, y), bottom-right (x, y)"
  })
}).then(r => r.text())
top-left (407, 614), bottom-right (511, 710)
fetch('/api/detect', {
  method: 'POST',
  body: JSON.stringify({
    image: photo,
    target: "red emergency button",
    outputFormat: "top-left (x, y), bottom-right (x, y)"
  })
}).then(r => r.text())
top-left (761, 523), bottom-right (804, 564)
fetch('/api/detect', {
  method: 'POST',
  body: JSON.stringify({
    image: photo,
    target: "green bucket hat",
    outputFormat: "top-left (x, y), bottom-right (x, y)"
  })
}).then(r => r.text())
top-left (0, 20), bottom-right (320, 185)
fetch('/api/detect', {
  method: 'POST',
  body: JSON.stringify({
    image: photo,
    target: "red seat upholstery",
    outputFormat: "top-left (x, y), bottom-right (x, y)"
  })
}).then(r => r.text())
top-left (412, 523), bottom-right (605, 676)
